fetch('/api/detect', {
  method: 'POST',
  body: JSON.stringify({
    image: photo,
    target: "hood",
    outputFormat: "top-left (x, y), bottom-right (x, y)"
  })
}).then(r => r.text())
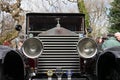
top-left (39, 26), bottom-right (77, 35)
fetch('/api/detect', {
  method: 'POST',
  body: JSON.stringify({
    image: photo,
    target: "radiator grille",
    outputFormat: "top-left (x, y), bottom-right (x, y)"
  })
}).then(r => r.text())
top-left (36, 35), bottom-right (80, 74)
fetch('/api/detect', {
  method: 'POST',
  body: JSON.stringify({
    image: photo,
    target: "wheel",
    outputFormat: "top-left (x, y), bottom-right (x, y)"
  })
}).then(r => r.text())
top-left (0, 63), bottom-right (4, 80)
top-left (97, 52), bottom-right (120, 80)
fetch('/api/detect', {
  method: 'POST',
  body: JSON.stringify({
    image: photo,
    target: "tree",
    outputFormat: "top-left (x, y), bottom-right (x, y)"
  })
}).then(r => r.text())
top-left (77, 0), bottom-right (90, 28)
top-left (83, 0), bottom-right (109, 38)
top-left (0, 0), bottom-right (24, 44)
top-left (0, 12), bottom-right (19, 44)
top-left (0, 0), bottom-right (24, 25)
top-left (108, 0), bottom-right (120, 33)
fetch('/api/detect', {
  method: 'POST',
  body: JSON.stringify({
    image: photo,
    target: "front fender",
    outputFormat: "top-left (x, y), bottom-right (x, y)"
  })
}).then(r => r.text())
top-left (0, 45), bottom-right (25, 80)
top-left (97, 46), bottom-right (120, 80)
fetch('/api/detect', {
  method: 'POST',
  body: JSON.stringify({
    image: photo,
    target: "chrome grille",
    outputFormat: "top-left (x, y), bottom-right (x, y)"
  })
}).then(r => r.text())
top-left (37, 35), bottom-right (80, 74)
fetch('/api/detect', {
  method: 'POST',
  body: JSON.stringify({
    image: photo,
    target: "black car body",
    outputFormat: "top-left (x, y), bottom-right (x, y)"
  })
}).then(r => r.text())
top-left (22, 13), bottom-right (98, 80)
top-left (1, 13), bottom-right (119, 80)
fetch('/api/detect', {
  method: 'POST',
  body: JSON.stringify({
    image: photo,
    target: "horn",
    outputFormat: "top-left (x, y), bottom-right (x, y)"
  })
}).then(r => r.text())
top-left (77, 38), bottom-right (98, 58)
top-left (22, 38), bottom-right (43, 58)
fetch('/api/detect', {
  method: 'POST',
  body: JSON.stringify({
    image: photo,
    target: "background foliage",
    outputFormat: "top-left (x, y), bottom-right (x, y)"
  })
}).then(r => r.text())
top-left (108, 0), bottom-right (120, 33)
top-left (77, 0), bottom-right (90, 28)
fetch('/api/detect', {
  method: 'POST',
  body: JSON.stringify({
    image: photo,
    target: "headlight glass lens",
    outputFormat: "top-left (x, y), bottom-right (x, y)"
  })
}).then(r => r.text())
top-left (22, 38), bottom-right (43, 58)
top-left (77, 38), bottom-right (98, 58)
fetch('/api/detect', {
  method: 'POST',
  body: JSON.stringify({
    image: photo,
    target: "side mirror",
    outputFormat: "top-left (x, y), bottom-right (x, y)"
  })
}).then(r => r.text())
top-left (15, 25), bottom-right (22, 31)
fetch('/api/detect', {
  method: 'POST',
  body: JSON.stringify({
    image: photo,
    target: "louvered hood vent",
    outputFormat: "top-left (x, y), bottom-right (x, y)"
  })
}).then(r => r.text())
top-left (36, 34), bottom-right (80, 74)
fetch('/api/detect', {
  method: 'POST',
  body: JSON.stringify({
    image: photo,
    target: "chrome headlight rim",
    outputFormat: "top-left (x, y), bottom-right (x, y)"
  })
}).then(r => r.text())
top-left (77, 37), bottom-right (98, 58)
top-left (22, 37), bottom-right (43, 58)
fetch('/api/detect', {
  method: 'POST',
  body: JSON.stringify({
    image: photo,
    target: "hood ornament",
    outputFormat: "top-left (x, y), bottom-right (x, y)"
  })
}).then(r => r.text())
top-left (56, 18), bottom-right (61, 28)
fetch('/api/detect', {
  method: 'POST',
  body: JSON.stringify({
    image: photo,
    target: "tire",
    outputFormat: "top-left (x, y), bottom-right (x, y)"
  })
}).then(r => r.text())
top-left (97, 52), bottom-right (120, 80)
top-left (0, 63), bottom-right (4, 80)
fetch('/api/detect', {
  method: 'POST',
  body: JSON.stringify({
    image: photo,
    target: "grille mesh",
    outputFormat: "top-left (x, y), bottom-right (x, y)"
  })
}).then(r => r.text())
top-left (37, 35), bottom-right (80, 74)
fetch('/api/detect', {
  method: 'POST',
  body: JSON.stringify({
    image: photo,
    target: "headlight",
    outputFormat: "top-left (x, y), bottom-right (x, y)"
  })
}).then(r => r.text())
top-left (77, 38), bottom-right (98, 58)
top-left (22, 38), bottom-right (43, 58)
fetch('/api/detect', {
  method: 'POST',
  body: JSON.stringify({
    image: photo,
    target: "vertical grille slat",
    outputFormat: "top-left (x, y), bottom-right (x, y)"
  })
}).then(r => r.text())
top-left (37, 35), bottom-right (80, 73)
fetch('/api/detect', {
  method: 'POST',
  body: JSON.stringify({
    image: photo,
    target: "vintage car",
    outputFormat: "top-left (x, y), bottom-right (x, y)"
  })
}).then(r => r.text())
top-left (1, 13), bottom-right (119, 80)
top-left (21, 13), bottom-right (98, 80)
